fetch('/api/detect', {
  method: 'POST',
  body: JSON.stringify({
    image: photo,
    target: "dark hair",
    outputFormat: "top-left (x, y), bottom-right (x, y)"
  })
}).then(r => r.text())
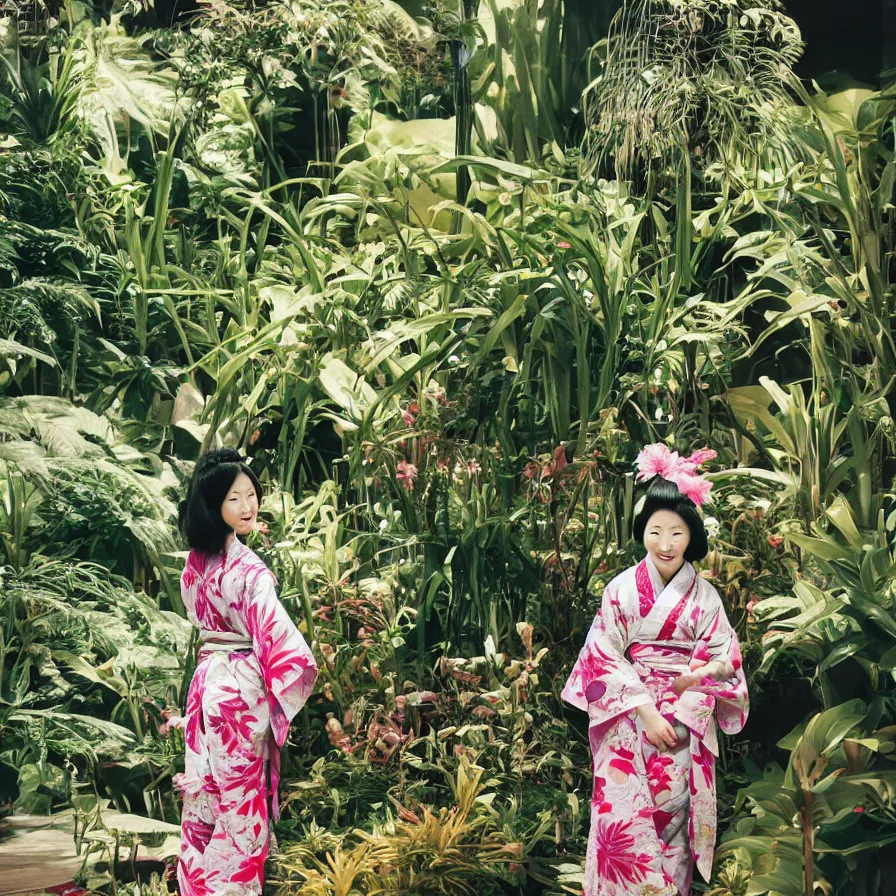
top-left (178, 449), bottom-right (263, 555)
top-left (632, 476), bottom-right (709, 562)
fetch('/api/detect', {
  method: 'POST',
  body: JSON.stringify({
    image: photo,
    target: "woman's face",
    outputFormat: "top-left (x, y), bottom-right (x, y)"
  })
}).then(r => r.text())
top-left (643, 509), bottom-right (690, 581)
top-left (220, 472), bottom-right (259, 537)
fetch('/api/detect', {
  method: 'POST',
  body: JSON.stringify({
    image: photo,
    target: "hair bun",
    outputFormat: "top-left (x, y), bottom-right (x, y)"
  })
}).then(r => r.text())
top-left (195, 448), bottom-right (243, 473)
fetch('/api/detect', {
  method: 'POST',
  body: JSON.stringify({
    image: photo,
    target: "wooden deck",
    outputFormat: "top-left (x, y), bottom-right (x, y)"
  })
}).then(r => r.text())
top-left (0, 815), bottom-right (82, 895)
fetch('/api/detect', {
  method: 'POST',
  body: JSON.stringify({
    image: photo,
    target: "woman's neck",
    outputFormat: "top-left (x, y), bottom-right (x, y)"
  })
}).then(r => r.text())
top-left (656, 562), bottom-right (684, 587)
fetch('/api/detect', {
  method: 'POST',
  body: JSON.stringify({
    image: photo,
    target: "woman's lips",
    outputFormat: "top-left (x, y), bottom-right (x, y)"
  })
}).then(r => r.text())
top-left (658, 553), bottom-right (675, 562)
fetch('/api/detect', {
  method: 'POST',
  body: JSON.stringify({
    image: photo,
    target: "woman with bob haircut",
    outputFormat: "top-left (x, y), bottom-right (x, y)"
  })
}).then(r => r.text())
top-left (169, 449), bottom-right (318, 896)
top-left (562, 444), bottom-right (748, 896)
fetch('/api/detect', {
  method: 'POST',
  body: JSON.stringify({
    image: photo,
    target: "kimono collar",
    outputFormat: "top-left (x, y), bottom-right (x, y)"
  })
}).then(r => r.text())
top-left (225, 536), bottom-right (246, 560)
top-left (644, 553), bottom-right (695, 599)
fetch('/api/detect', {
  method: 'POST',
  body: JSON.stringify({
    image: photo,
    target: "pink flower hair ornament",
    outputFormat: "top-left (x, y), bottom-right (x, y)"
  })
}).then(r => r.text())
top-left (635, 443), bottom-right (717, 506)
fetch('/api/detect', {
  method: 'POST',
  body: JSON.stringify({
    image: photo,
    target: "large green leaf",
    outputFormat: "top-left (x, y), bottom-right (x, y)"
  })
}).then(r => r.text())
top-left (318, 355), bottom-right (378, 421)
top-left (786, 699), bottom-right (867, 791)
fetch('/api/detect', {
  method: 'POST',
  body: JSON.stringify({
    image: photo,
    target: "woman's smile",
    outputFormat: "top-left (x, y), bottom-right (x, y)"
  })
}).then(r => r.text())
top-left (221, 472), bottom-right (260, 535)
top-left (643, 508), bottom-right (692, 583)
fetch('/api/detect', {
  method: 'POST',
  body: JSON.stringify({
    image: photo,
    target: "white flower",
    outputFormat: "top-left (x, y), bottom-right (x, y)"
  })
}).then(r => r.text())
top-left (379, 518), bottom-right (389, 531)
top-left (704, 516), bottom-right (720, 538)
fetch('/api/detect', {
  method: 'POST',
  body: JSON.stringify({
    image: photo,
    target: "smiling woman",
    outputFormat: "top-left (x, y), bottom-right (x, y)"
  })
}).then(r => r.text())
top-left (634, 478), bottom-right (709, 582)
top-left (643, 509), bottom-right (690, 580)
top-left (170, 449), bottom-right (318, 896)
top-left (220, 473), bottom-right (260, 538)
top-left (562, 445), bottom-right (748, 896)
top-left (178, 452), bottom-right (265, 556)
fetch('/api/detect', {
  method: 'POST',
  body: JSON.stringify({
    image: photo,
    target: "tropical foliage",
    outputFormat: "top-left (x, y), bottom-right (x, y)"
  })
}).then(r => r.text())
top-left (1, 0), bottom-right (895, 894)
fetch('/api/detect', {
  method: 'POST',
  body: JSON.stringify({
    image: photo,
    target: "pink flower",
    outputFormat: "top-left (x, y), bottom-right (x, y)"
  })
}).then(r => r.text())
top-left (396, 460), bottom-right (418, 491)
top-left (557, 241), bottom-right (572, 249)
top-left (675, 471), bottom-right (712, 506)
top-left (636, 443), bottom-right (683, 482)
top-left (523, 461), bottom-right (540, 480)
top-left (768, 536), bottom-right (784, 548)
top-left (688, 448), bottom-right (717, 466)
top-left (636, 442), bottom-right (714, 505)
top-left (402, 407), bottom-right (416, 426)
top-left (854, 806), bottom-right (866, 814)
top-left (467, 460), bottom-right (482, 474)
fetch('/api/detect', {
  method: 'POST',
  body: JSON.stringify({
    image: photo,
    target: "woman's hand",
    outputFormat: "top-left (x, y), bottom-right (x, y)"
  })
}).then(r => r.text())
top-left (672, 659), bottom-right (725, 694)
top-left (672, 670), bottom-right (702, 695)
top-left (636, 703), bottom-right (678, 752)
top-left (159, 709), bottom-right (185, 736)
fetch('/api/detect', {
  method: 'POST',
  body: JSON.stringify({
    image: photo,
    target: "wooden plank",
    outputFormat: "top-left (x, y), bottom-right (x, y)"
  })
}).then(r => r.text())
top-left (0, 816), bottom-right (81, 896)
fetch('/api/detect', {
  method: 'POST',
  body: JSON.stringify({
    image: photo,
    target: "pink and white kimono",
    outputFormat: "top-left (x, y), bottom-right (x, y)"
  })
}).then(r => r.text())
top-left (562, 556), bottom-right (748, 896)
top-left (174, 539), bottom-right (318, 896)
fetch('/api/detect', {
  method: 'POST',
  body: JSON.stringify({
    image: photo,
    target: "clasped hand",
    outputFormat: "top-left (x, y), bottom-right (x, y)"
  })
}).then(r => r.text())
top-left (672, 659), bottom-right (723, 696)
top-left (636, 704), bottom-right (678, 752)
top-left (637, 661), bottom-right (725, 752)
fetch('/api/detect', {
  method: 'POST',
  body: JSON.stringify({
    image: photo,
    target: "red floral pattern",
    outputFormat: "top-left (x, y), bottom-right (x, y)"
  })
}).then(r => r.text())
top-left (594, 818), bottom-right (654, 886)
top-left (646, 752), bottom-right (676, 797)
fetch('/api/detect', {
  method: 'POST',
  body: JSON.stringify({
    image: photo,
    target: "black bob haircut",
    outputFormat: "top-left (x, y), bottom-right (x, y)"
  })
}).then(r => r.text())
top-left (178, 449), bottom-right (263, 555)
top-left (632, 476), bottom-right (709, 563)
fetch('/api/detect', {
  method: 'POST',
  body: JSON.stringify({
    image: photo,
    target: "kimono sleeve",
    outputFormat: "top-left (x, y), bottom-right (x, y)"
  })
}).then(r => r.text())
top-left (245, 570), bottom-right (319, 746)
top-left (689, 589), bottom-right (749, 735)
top-left (561, 580), bottom-right (652, 727)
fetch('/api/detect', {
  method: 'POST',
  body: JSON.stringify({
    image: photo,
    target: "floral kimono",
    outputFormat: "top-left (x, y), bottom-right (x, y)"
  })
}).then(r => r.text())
top-left (175, 539), bottom-right (318, 896)
top-left (562, 556), bottom-right (748, 896)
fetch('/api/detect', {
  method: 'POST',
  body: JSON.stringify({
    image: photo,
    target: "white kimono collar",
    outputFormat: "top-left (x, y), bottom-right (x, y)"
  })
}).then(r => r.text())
top-left (644, 554), bottom-right (696, 612)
